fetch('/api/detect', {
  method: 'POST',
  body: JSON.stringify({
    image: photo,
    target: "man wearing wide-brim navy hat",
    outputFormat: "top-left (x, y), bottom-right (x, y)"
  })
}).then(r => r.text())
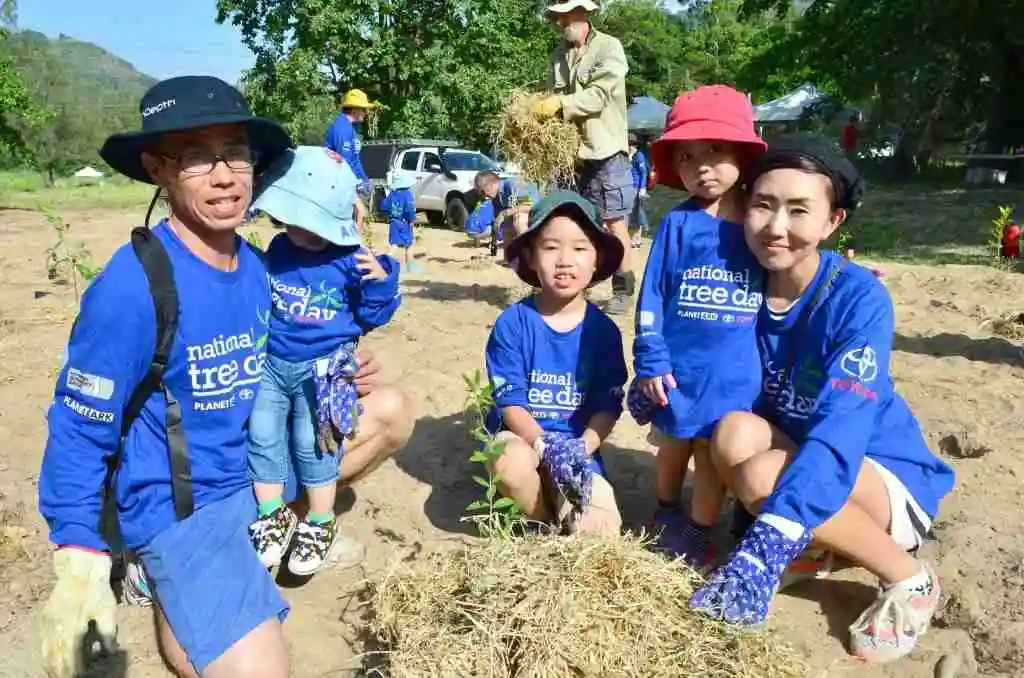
top-left (37, 76), bottom-right (302, 678)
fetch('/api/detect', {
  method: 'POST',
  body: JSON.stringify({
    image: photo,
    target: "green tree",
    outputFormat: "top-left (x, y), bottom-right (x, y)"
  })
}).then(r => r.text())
top-left (218, 0), bottom-right (552, 150)
top-left (0, 0), bottom-right (46, 160)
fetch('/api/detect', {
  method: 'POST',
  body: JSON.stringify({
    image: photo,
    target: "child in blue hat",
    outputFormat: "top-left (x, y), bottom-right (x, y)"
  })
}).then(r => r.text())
top-left (380, 173), bottom-right (421, 273)
top-left (484, 190), bottom-right (628, 534)
top-left (247, 146), bottom-right (402, 575)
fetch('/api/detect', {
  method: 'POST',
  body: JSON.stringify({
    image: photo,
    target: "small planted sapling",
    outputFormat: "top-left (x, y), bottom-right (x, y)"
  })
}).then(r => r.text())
top-left (43, 210), bottom-right (100, 300)
top-left (461, 369), bottom-right (523, 538)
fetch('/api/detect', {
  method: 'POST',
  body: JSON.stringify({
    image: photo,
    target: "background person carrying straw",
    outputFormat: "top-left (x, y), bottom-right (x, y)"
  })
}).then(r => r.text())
top-left (532, 0), bottom-right (635, 316)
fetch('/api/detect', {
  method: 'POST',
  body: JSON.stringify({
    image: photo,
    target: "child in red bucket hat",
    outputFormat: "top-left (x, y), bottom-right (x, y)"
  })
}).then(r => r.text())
top-left (629, 85), bottom-right (767, 567)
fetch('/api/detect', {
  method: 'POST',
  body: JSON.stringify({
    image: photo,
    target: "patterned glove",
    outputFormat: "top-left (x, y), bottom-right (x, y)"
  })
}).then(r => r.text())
top-left (626, 377), bottom-right (657, 425)
top-left (358, 179), bottom-right (374, 198)
top-left (690, 516), bottom-right (812, 626)
top-left (314, 344), bottom-right (363, 455)
top-left (536, 432), bottom-right (593, 507)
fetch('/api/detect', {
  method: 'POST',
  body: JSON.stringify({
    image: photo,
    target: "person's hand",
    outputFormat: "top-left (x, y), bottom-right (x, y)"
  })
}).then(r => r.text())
top-left (355, 249), bottom-right (388, 282)
top-left (353, 346), bottom-right (382, 396)
top-left (639, 187), bottom-right (648, 199)
top-left (690, 517), bottom-right (811, 626)
top-left (639, 374), bottom-right (676, 407)
top-left (39, 548), bottom-right (118, 678)
top-left (535, 433), bottom-right (592, 507)
top-left (531, 95), bottom-right (562, 120)
top-left (354, 196), bottom-right (367, 234)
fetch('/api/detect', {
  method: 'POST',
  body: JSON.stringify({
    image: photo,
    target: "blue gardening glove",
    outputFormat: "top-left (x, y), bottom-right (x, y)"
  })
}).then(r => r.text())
top-left (690, 516), bottom-right (812, 626)
top-left (357, 179), bottom-right (373, 199)
top-left (536, 432), bottom-right (593, 507)
top-left (626, 376), bottom-right (656, 425)
top-left (314, 345), bottom-right (363, 455)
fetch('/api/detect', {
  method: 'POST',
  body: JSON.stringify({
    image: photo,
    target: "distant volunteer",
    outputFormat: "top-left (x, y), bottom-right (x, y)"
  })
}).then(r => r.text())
top-left (532, 0), bottom-right (635, 315)
top-left (36, 76), bottom-right (412, 678)
top-left (324, 88), bottom-right (377, 203)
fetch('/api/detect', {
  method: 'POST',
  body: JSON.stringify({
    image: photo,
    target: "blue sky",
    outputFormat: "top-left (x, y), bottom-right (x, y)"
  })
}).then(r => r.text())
top-left (17, 0), bottom-right (254, 84)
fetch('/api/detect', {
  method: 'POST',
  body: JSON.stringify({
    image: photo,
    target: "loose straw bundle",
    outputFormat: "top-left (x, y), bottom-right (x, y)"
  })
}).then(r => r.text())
top-left (493, 90), bottom-right (581, 189)
top-left (364, 533), bottom-right (809, 678)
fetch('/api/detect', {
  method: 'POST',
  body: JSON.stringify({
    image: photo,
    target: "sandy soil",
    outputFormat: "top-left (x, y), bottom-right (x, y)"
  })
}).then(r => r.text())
top-left (0, 207), bottom-right (1021, 677)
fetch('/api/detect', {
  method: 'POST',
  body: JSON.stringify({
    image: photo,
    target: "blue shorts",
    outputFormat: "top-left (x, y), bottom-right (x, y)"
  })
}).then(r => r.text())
top-left (137, 489), bottom-right (289, 673)
top-left (389, 220), bottom-right (414, 247)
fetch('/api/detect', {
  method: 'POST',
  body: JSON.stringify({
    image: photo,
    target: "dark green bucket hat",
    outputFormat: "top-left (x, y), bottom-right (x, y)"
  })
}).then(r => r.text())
top-left (504, 190), bottom-right (625, 287)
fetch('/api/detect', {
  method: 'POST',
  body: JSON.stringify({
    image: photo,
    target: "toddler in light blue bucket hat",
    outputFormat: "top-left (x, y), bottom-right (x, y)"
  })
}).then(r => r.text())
top-left (246, 146), bottom-right (402, 576)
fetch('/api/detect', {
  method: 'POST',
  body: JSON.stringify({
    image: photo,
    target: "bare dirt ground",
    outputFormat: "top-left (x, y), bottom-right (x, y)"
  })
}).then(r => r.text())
top-left (0, 206), bottom-right (1022, 677)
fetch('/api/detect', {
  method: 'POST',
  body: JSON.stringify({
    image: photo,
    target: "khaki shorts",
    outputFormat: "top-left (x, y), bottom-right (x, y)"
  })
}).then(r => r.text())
top-left (866, 458), bottom-right (932, 552)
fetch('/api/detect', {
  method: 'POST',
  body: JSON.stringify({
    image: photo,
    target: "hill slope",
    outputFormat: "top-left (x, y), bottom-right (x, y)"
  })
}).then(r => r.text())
top-left (0, 30), bottom-right (156, 175)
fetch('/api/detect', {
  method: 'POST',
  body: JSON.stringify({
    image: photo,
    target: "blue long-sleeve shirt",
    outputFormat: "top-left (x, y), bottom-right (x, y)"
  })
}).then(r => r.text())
top-left (39, 222), bottom-right (269, 551)
top-left (631, 150), bottom-right (649, 190)
top-left (323, 112), bottom-right (367, 181)
top-left (757, 251), bottom-right (955, 529)
top-left (266, 233), bottom-right (401, 362)
top-left (633, 201), bottom-right (764, 438)
top-left (380, 187), bottom-right (415, 230)
top-left (485, 298), bottom-right (627, 437)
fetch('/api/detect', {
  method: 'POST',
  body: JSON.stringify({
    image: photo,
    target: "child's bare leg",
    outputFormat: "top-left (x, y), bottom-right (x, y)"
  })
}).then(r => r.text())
top-left (655, 433), bottom-right (692, 506)
top-left (576, 475), bottom-right (622, 536)
top-left (490, 431), bottom-right (551, 521)
top-left (253, 482), bottom-right (285, 506)
top-left (688, 438), bottom-right (725, 526)
top-left (306, 483), bottom-right (337, 523)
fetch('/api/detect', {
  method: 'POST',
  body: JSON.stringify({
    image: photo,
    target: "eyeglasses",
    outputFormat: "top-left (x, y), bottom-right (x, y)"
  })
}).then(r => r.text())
top-left (160, 145), bottom-right (258, 176)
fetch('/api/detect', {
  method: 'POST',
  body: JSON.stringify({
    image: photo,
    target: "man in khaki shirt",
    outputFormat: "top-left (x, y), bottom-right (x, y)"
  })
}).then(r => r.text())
top-left (533, 0), bottom-right (636, 315)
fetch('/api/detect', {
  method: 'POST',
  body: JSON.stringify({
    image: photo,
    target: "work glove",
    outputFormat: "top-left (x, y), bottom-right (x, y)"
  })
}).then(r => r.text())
top-left (531, 95), bottom-right (563, 121)
top-left (690, 516), bottom-right (812, 626)
top-left (358, 179), bottom-right (374, 197)
top-left (314, 345), bottom-right (363, 455)
top-left (534, 432), bottom-right (593, 507)
top-left (626, 376), bottom-right (657, 425)
top-left (39, 548), bottom-right (118, 678)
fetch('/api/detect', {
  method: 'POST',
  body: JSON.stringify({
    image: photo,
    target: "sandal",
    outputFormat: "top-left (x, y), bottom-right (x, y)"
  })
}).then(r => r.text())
top-left (848, 564), bottom-right (941, 663)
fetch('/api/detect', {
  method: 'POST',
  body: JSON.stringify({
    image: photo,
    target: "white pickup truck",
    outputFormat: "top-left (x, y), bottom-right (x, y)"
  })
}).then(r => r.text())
top-left (361, 139), bottom-right (515, 229)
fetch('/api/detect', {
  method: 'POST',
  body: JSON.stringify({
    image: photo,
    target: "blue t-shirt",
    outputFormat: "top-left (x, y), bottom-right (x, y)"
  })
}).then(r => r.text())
top-left (380, 187), bottom-right (415, 229)
top-left (466, 199), bottom-right (495, 237)
top-left (631, 150), bottom-right (649, 189)
top-left (39, 222), bottom-right (270, 551)
top-left (485, 298), bottom-right (627, 437)
top-left (633, 201), bottom-right (764, 438)
top-left (266, 233), bottom-right (401, 362)
top-left (756, 251), bottom-right (955, 529)
top-left (323, 113), bottom-right (367, 181)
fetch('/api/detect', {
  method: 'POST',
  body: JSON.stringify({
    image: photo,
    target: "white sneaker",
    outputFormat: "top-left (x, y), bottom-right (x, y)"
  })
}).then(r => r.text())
top-left (124, 558), bottom-right (153, 608)
top-left (323, 532), bottom-right (366, 571)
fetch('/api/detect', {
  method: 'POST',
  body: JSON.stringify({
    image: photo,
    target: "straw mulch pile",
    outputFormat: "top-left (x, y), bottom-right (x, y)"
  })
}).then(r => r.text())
top-left (493, 89), bottom-right (581, 188)
top-left (363, 533), bottom-right (809, 678)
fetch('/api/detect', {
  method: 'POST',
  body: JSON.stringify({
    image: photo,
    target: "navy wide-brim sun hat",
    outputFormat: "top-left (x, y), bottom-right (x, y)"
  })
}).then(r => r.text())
top-left (505, 190), bottom-right (624, 288)
top-left (99, 75), bottom-right (293, 185)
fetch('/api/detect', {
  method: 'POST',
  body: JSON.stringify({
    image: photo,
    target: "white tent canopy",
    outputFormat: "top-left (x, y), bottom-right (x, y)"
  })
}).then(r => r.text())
top-left (74, 166), bottom-right (104, 178)
top-left (753, 84), bottom-right (827, 123)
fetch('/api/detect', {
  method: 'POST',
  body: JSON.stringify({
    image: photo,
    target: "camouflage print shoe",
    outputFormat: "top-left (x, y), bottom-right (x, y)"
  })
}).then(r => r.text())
top-left (288, 517), bottom-right (339, 576)
top-left (248, 504), bottom-right (298, 569)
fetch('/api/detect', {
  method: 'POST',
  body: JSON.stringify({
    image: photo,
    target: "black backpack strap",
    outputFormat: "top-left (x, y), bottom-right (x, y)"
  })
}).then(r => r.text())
top-left (103, 227), bottom-right (194, 522)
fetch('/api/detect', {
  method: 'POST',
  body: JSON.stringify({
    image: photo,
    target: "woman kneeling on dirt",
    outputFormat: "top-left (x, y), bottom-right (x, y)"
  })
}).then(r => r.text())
top-left (484, 190), bottom-right (628, 535)
top-left (37, 76), bottom-right (414, 678)
top-left (689, 134), bottom-right (955, 664)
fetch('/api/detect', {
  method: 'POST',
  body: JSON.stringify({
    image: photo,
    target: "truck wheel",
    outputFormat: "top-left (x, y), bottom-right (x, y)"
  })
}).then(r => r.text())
top-left (425, 211), bottom-right (445, 227)
top-left (445, 197), bottom-right (469, 230)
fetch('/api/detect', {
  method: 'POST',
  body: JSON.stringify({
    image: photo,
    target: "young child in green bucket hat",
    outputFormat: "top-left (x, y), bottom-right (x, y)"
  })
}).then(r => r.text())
top-left (483, 190), bottom-right (629, 534)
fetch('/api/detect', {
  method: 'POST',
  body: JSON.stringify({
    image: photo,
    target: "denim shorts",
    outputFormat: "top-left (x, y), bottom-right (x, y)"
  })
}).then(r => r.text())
top-left (137, 489), bottom-right (289, 673)
top-left (577, 152), bottom-right (637, 221)
top-left (249, 354), bottom-right (340, 489)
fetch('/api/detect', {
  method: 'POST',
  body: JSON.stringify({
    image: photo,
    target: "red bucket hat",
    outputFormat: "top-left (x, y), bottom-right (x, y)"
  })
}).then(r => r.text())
top-left (650, 85), bottom-right (767, 191)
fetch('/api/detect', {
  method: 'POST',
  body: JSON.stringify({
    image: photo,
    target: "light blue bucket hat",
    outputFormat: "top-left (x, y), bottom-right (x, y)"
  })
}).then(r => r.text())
top-left (252, 145), bottom-right (361, 246)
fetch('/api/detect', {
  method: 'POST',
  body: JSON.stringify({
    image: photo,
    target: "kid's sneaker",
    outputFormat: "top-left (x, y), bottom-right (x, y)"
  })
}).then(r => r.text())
top-left (287, 517), bottom-right (338, 576)
top-left (248, 504), bottom-right (298, 569)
